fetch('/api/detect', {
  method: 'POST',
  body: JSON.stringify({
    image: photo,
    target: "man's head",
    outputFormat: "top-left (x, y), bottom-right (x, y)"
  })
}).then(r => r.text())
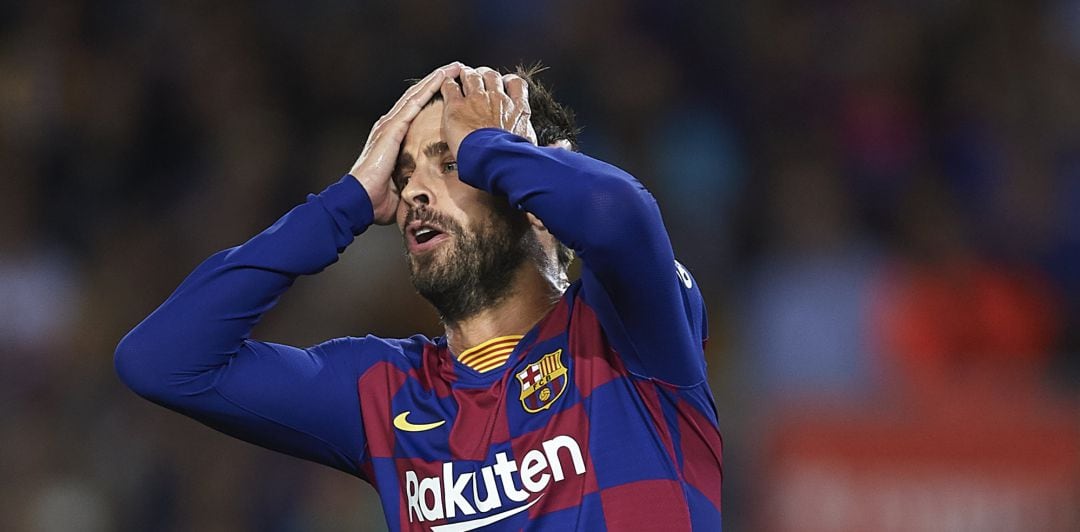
top-left (392, 66), bottom-right (579, 323)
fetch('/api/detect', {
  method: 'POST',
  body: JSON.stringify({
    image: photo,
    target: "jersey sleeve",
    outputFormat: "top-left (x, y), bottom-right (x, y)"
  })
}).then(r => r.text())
top-left (114, 175), bottom-right (377, 476)
top-left (457, 129), bottom-right (709, 386)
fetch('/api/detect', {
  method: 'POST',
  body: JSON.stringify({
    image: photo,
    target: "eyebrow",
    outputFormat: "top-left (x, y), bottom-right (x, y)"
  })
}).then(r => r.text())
top-left (423, 141), bottom-right (450, 158)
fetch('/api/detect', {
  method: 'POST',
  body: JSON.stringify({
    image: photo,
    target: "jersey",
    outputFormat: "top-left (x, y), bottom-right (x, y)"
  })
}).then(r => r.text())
top-left (115, 128), bottom-right (723, 531)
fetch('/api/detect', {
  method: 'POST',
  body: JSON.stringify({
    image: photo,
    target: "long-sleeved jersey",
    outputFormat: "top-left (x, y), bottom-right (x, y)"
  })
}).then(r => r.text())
top-left (115, 129), bottom-right (723, 531)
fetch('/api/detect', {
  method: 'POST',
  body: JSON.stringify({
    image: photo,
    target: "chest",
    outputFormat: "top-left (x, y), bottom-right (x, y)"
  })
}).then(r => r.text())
top-left (354, 321), bottom-right (696, 530)
top-left (360, 315), bottom-right (637, 461)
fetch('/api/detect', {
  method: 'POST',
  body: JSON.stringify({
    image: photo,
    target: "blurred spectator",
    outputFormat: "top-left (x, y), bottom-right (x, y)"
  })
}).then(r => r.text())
top-left (742, 150), bottom-right (883, 403)
top-left (0, 169), bottom-right (81, 399)
top-left (870, 177), bottom-right (1063, 405)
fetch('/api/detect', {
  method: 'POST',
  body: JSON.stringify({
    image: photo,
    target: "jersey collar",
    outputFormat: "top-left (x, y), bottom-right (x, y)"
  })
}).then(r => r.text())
top-left (456, 335), bottom-right (524, 373)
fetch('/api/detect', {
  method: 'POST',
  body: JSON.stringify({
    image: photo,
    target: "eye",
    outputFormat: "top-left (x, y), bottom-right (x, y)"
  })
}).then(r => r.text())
top-left (442, 161), bottom-right (458, 174)
top-left (392, 173), bottom-right (411, 192)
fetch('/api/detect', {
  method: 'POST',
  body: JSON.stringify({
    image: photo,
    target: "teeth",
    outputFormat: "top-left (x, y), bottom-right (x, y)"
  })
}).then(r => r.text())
top-left (416, 228), bottom-right (433, 236)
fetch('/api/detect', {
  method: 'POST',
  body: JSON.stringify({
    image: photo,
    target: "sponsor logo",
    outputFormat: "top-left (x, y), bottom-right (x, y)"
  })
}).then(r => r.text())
top-left (516, 350), bottom-right (568, 413)
top-left (404, 434), bottom-right (586, 530)
top-left (394, 411), bottom-right (447, 432)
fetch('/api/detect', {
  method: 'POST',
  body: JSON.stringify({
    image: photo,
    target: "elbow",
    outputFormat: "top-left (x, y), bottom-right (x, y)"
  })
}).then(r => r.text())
top-left (114, 329), bottom-right (171, 403)
top-left (590, 169), bottom-right (658, 221)
top-left (579, 175), bottom-right (663, 249)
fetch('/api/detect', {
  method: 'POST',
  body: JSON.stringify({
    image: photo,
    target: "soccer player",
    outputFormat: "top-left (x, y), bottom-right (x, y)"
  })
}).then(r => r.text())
top-left (116, 62), bottom-right (722, 531)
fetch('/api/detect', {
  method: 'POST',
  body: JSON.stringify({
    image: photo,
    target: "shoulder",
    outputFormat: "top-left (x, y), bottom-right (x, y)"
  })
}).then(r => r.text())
top-left (574, 259), bottom-right (710, 385)
top-left (575, 259), bottom-right (708, 335)
top-left (309, 333), bottom-right (436, 371)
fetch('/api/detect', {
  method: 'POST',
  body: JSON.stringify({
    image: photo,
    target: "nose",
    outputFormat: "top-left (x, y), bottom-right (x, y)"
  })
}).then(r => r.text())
top-left (401, 170), bottom-right (433, 207)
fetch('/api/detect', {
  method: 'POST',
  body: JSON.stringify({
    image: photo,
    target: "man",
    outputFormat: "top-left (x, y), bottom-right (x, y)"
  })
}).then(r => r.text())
top-left (116, 62), bottom-right (722, 531)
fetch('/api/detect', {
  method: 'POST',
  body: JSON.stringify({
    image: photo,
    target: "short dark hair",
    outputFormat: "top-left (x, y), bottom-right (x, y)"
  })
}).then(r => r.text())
top-left (421, 64), bottom-right (579, 270)
top-left (511, 64), bottom-right (580, 150)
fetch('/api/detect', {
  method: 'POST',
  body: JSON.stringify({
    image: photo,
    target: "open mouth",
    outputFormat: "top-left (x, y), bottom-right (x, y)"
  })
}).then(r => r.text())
top-left (407, 220), bottom-right (450, 254)
top-left (414, 226), bottom-right (443, 244)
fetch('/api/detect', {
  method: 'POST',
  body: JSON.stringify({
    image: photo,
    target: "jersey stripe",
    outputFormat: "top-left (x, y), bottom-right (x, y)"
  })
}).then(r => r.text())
top-left (472, 354), bottom-right (513, 373)
top-left (468, 346), bottom-right (514, 366)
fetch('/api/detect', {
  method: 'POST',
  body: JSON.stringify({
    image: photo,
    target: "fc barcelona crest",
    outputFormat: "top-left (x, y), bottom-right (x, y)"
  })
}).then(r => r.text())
top-left (516, 349), bottom-right (568, 413)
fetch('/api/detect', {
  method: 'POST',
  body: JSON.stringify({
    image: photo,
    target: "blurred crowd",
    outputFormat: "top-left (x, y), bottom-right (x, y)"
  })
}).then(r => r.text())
top-left (1, 1), bottom-right (1078, 530)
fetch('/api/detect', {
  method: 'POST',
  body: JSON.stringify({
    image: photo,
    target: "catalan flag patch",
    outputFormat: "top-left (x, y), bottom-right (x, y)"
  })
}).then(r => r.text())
top-left (457, 335), bottom-right (523, 373)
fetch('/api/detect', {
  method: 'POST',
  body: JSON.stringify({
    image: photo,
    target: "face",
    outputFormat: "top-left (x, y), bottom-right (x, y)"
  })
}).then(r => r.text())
top-left (393, 101), bottom-right (540, 322)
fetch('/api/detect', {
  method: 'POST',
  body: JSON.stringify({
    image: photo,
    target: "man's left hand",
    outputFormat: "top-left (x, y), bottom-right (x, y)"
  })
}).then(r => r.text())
top-left (441, 66), bottom-right (537, 157)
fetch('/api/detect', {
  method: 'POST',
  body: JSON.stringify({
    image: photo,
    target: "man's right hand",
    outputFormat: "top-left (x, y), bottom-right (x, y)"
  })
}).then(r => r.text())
top-left (349, 62), bottom-right (463, 225)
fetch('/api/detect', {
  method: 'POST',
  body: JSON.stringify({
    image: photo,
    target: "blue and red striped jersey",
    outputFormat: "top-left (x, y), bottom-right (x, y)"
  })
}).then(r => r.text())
top-left (116, 128), bottom-right (723, 530)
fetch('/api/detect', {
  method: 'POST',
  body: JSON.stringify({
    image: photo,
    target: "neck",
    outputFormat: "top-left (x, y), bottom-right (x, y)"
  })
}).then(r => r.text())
top-left (444, 262), bottom-right (563, 357)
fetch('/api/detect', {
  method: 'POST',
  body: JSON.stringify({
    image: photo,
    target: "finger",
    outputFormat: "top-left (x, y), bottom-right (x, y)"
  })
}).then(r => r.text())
top-left (503, 73), bottom-right (526, 103)
top-left (411, 62), bottom-right (461, 95)
top-left (386, 62), bottom-right (461, 118)
top-left (507, 75), bottom-right (531, 129)
top-left (460, 67), bottom-right (484, 95)
top-left (379, 82), bottom-right (439, 130)
top-left (526, 121), bottom-right (538, 145)
top-left (440, 76), bottom-right (464, 102)
top-left (512, 112), bottom-right (536, 144)
top-left (382, 78), bottom-right (437, 122)
top-left (386, 70), bottom-right (440, 115)
top-left (505, 75), bottom-right (530, 126)
top-left (478, 67), bottom-right (503, 94)
top-left (401, 71), bottom-right (449, 118)
top-left (439, 61), bottom-right (465, 77)
top-left (372, 69), bottom-right (453, 149)
top-left (382, 68), bottom-right (457, 128)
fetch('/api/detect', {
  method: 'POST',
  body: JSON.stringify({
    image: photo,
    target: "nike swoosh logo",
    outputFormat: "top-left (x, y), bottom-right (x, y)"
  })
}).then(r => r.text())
top-left (393, 411), bottom-right (446, 432)
top-left (431, 496), bottom-right (543, 532)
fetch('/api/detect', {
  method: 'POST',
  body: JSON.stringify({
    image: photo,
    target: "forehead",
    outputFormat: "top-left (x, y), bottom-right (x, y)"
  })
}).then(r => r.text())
top-left (401, 100), bottom-right (444, 155)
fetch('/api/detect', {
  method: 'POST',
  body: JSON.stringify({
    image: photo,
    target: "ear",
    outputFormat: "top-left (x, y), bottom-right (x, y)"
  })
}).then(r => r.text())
top-left (546, 139), bottom-right (573, 151)
top-left (526, 212), bottom-right (547, 231)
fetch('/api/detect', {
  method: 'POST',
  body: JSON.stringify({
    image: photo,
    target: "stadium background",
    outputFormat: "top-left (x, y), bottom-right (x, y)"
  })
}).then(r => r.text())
top-left (2, 1), bottom-right (1078, 530)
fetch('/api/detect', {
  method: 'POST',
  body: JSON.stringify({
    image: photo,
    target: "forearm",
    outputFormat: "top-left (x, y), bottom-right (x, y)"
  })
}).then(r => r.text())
top-left (115, 175), bottom-right (374, 400)
top-left (457, 129), bottom-right (707, 385)
top-left (457, 129), bottom-right (671, 260)
top-left (457, 128), bottom-right (677, 284)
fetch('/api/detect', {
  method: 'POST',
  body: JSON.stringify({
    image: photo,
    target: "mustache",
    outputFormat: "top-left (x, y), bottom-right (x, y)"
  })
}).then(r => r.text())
top-left (405, 207), bottom-right (460, 234)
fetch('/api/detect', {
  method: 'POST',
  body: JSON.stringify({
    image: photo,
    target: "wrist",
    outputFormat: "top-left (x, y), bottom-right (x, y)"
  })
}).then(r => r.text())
top-left (348, 166), bottom-right (378, 197)
top-left (321, 175), bottom-right (376, 236)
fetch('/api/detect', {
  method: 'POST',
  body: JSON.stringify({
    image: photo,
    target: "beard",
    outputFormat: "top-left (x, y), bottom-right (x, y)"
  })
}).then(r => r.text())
top-left (405, 202), bottom-right (542, 323)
